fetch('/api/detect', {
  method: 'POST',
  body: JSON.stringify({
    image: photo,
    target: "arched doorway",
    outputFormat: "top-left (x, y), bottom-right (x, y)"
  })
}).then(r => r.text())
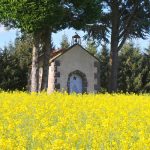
top-left (69, 74), bottom-right (82, 93)
top-left (67, 70), bottom-right (87, 94)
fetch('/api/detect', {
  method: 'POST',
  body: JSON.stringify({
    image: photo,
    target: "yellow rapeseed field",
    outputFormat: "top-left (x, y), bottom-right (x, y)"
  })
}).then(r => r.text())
top-left (0, 92), bottom-right (149, 150)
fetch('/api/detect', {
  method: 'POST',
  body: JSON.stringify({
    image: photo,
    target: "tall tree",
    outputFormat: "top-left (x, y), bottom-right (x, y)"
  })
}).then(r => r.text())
top-left (0, 37), bottom-right (32, 91)
top-left (118, 42), bottom-right (143, 93)
top-left (14, 33), bottom-right (32, 69)
top-left (86, 0), bottom-right (150, 92)
top-left (60, 33), bottom-right (70, 49)
top-left (86, 40), bottom-right (98, 56)
top-left (141, 44), bottom-right (150, 92)
top-left (0, 0), bottom-right (67, 92)
top-left (98, 44), bottom-right (109, 91)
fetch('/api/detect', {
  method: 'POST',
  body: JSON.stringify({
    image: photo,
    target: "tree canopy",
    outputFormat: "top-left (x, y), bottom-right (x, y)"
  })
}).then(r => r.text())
top-left (0, 0), bottom-right (69, 92)
top-left (86, 0), bottom-right (150, 92)
top-left (0, 0), bottom-right (67, 33)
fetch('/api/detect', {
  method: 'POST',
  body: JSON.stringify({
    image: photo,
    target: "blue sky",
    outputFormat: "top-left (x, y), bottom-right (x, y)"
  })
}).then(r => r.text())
top-left (0, 25), bottom-right (149, 51)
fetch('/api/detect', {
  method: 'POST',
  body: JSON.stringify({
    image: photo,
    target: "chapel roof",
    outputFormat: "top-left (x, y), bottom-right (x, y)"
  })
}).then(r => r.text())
top-left (50, 48), bottom-right (66, 58)
top-left (50, 43), bottom-right (100, 62)
top-left (39, 44), bottom-right (100, 63)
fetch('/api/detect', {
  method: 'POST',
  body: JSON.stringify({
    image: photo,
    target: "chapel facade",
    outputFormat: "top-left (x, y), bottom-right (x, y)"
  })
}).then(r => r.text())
top-left (38, 35), bottom-right (100, 93)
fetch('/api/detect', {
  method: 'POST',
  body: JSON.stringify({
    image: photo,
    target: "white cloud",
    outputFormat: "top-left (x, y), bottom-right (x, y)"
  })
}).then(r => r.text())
top-left (0, 25), bottom-right (6, 33)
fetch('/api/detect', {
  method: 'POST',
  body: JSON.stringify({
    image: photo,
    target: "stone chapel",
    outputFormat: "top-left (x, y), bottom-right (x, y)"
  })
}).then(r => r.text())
top-left (38, 34), bottom-right (100, 93)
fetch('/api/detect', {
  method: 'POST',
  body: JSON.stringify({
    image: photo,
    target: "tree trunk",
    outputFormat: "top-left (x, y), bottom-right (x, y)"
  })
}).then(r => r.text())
top-left (41, 30), bottom-right (51, 91)
top-left (31, 33), bottom-right (40, 92)
top-left (109, 43), bottom-right (119, 92)
top-left (109, 2), bottom-right (119, 92)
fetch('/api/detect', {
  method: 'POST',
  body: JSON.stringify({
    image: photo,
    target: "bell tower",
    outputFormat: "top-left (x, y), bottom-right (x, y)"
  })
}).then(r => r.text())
top-left (71, 33), bottom-right (81, 45)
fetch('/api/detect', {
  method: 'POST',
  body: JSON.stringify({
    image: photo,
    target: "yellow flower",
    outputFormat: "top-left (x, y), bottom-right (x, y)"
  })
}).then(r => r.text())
top-left (0, 91), bottom-right (149, 149)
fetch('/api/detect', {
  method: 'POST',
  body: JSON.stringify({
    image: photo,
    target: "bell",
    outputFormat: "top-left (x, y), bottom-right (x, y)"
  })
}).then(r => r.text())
top-left (75, 38), bottom-right (77, 43)
top-left (71, 33), bottom-right (81, 45)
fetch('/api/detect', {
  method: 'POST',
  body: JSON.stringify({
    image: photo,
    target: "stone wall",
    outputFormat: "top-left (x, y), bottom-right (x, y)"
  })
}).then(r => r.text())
top-left (47, 62), bottom-right (55, 93)
top-left (52, 45), bottom-right (100, 93)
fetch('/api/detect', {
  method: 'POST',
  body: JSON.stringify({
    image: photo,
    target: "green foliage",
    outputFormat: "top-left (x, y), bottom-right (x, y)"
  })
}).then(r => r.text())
top-left (60, 34), bottom-right (70, 49)
top-left (85, 0), bottom-right (150, 92)
top-left (0, 0), bottom-right (67, 33)
top-left (0, 0), bottom-right (102, 33)
top-left (97, 42), bottom-right (150, 93)
top-left (14, 33), bottom-right (32, 68)
top-left (86, 40), bottom-right (98, 56)
top-left (118, 43), bottom-right (143, 93)
top-left (141, 45), bottom-right (150, 92)
top-left (0, 0), bottom-right (70, 92)
top-left (0, 34), bottom-right (32, 91)
top-left (65, 0), bottom-right (102, 30)
top-left (87, 0), bottom-right (150, 45)
top-left (98, 44), bottom-right (109, 91)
